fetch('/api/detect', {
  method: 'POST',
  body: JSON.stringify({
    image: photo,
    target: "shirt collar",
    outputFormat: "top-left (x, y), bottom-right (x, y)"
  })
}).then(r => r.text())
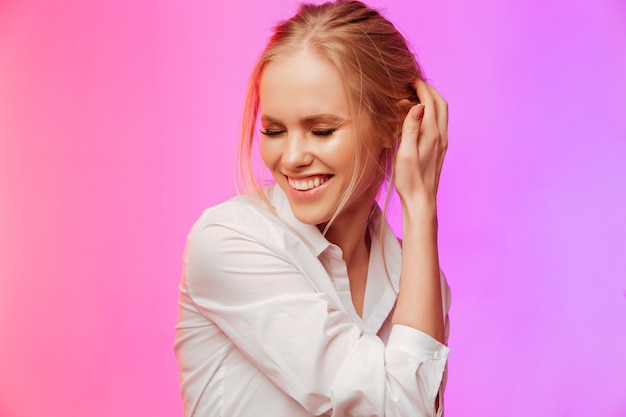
top-left (368, 206), bottom-right (401, 294)
top-left (267, 185), bottom-right (402, 293)
top-left (360, 206), bottom-right (401, 332)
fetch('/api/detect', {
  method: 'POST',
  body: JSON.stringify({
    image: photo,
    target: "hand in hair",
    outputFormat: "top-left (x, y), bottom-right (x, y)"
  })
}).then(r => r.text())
top-left (392, 80), bottom-right (448, 343)
top-left (394, 80), bottom-right (448, 210)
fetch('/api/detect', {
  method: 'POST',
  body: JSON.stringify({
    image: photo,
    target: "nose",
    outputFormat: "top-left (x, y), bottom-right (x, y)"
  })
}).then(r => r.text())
top-left (281, 130), bottom-right (313, 169)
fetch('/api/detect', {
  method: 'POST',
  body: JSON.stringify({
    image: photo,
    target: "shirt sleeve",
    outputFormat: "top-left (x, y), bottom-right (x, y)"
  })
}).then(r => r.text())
top-left (182, 206), bottom-right (450, 417)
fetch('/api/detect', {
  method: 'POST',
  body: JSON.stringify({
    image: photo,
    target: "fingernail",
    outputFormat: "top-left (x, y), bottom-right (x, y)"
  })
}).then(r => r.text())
top-left (411, 104), bottom-right (425, 121)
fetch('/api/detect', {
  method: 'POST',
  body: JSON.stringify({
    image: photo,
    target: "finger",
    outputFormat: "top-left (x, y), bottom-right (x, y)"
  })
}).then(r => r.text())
top-left (413, 80), bottom-right (440, 161)
top-left (423, 85), bottom-right (448, 188)
top-left (397, 103), bottom-right (425, 156)
top-left (414, 80), bottom-right (437, 135)
top-left (425, 84), bottom-right (449, 149)
top-left (415, 80), bottom-right (434, 117)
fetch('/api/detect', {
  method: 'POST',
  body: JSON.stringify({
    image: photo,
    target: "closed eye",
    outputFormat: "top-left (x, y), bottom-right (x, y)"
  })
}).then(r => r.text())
top-left (311, 129), bottom-right (335, 137)
top-left (260, 129), bottom-right (285, 137)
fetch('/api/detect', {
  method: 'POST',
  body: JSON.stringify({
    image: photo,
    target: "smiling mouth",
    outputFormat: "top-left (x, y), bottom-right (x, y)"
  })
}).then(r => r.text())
top-left (287, 175), bottom-right (332, 191)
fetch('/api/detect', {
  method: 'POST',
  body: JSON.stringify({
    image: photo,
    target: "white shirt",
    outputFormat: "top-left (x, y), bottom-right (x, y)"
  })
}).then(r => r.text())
top-left (175, 185), bottom-right (451, 417)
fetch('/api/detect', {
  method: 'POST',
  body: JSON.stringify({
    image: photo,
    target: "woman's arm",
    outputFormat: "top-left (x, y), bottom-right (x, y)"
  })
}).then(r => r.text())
top-left (392, 80), bottom-right (448, 344)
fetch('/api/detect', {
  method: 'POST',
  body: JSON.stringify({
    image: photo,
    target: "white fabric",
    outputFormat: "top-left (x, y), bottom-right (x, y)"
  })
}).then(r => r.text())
top-left (175, 185), bottom-right (451, 417)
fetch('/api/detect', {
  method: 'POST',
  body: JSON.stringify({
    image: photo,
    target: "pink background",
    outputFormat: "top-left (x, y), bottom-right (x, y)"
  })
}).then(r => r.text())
top-left (1, 0), bottom-right (625, 416)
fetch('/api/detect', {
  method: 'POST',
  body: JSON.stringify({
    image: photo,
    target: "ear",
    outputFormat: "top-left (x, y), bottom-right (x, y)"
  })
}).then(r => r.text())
top-left (382, 139), bottom-right (394, 149)
top-left (376, 146), bottom-right (394, 173)
top-left (378, 127), bottom-right (397, 149)
top-left (375, 130), bottom-right (391, 149)
top-left (380, 130), bottom-right (398, 149)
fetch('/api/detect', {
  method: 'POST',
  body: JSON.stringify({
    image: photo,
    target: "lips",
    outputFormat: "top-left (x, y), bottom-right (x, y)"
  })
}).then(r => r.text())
top-left (287, 175), bottom-right (332, 191)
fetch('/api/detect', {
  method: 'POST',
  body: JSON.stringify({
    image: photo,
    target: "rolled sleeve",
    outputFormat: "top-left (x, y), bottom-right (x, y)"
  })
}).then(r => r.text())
top-left (385, 325), bottom-right (450, 416)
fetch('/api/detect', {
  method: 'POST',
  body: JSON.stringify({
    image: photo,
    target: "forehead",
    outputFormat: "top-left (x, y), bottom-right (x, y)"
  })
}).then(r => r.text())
top-left (258, 49), bottom-right (352, 120)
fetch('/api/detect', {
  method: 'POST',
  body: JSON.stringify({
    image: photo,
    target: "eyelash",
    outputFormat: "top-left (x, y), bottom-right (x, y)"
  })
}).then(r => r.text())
top-left (260, 129), bottom-right (336, 137)
top-left (260, 130), bottom-right (285, 136)
top-left (312, 129), bottom-right (335, 136)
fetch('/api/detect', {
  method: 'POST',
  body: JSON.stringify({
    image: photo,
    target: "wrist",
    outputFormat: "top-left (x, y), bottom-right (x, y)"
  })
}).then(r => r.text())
top-left (401, 197), bottom-right (438, 225)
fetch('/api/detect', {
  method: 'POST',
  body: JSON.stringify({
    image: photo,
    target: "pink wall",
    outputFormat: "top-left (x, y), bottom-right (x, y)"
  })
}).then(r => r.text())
top-left (1, 0), bottom-right (625, 416)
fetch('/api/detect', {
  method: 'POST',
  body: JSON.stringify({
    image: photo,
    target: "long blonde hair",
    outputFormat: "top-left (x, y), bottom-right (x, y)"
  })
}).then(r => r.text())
top-left (236, 0), bottom-right (423, 229)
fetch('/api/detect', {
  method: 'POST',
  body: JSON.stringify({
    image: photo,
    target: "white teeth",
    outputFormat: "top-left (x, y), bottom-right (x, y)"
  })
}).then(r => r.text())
top-left (289, 176), bottom-right (328, 191)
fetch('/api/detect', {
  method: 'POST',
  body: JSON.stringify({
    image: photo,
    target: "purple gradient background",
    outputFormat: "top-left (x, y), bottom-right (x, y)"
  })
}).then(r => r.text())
top-left (1, 0), bottom-right (625, 416)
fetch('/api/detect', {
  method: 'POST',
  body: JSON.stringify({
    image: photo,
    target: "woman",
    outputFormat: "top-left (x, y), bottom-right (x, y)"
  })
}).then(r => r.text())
top-left (175, 1), bottom-right (451, 416)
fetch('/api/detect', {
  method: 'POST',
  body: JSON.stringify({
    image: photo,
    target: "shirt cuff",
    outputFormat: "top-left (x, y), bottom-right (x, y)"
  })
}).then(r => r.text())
top-left (385, 324), bottom-right (450, 415)
top-left (387, 324), bottom-right (450, 361)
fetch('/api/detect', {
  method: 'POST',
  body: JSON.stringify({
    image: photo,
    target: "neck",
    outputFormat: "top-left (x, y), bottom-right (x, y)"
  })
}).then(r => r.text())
top-left (322, 198), bottom-right (375, 318)
top-left (322, 200), bottom-right (374, 267)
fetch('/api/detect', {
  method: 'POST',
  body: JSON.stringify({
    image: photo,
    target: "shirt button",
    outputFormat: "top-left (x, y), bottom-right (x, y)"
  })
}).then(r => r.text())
top-left (433, 351), bottom-right (441, 360)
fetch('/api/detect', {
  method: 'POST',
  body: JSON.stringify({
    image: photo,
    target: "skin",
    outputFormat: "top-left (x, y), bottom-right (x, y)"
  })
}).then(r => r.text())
top-left (259, 48), bottom-right (448, 342)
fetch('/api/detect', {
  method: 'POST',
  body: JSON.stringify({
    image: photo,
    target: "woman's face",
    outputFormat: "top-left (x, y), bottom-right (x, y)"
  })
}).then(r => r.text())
top-left (259, 48), bottom-right (383, 227)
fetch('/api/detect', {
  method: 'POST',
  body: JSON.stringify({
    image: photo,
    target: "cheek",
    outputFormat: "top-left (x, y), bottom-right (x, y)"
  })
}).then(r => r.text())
top-left (320, 134), bottom-right (356, 165)
top-left (259, 139), bottom-right (275, 167)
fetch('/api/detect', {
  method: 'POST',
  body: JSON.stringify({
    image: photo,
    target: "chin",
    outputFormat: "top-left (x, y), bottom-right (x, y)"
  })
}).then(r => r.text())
top-left (291, 207), bottom-right (332, 226)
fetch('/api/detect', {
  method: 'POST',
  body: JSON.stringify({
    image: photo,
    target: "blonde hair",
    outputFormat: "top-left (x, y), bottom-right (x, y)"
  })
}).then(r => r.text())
top-left (236, 0), bottom-right (423, 229)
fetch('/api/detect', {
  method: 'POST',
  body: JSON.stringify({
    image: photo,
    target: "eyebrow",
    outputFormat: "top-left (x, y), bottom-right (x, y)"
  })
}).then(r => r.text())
top-left (261, 114), bottom-right (349, 125)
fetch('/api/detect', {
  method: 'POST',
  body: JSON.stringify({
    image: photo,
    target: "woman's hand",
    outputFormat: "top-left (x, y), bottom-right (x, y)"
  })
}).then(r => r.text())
top-left (394, 80), bottom-right (448, 209)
